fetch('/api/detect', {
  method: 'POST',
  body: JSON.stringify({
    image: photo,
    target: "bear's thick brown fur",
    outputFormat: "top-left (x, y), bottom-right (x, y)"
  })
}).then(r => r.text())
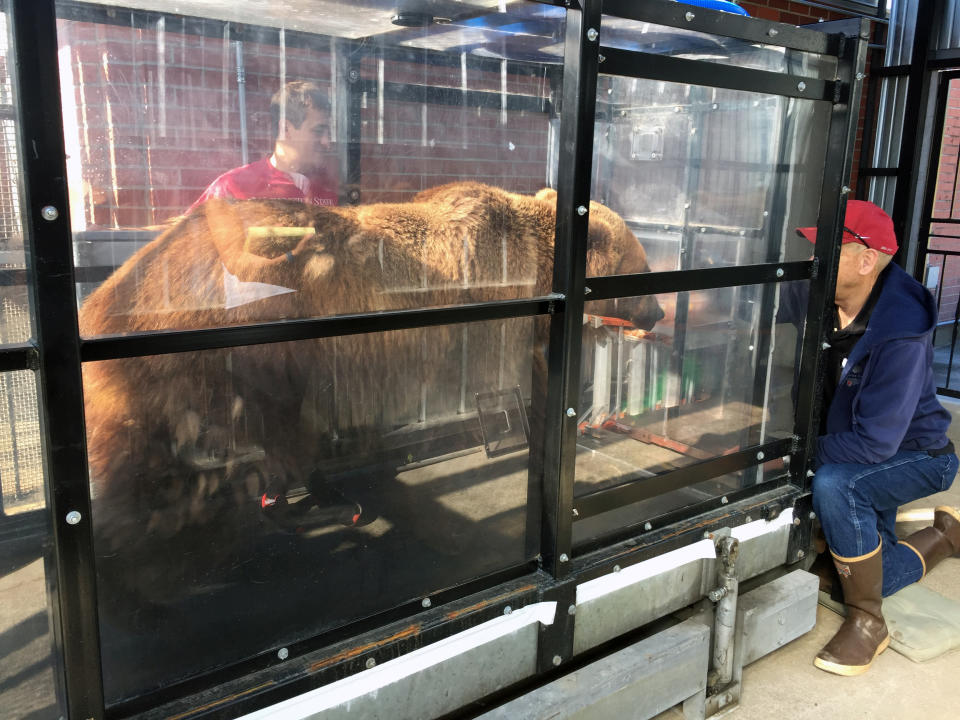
top-left (80, 182), bottom-right (662, 563)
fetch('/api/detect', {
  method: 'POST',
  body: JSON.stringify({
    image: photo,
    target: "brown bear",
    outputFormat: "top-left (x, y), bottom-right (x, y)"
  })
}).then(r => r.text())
top-left (79, 182), bottom-right (663, 611)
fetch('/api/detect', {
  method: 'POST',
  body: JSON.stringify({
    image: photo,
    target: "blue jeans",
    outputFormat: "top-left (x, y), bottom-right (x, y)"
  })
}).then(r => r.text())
top-left (812, 449), bottom-right (958, 597)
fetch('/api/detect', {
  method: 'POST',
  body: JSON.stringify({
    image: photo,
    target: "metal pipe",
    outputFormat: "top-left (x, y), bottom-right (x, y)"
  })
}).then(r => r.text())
top-left (710, 535), bottom-right (740, 688)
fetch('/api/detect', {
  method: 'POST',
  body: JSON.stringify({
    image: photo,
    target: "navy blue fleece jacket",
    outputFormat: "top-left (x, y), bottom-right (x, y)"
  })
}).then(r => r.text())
top-left (817, 263), bottom-right (951, 466)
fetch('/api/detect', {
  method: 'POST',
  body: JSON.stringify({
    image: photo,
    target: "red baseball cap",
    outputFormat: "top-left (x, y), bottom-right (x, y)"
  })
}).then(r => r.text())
top-left (796, 200), bottom-right (898, 255)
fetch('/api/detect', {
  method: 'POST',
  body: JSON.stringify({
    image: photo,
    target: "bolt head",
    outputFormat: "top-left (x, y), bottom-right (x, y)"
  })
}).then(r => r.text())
top-left (612, 564), bottom-right (621, 573)
top-left (277, 647), bottom-right (289, 660)
top-left (797, 549), bottom-right (806, 559)
top-left (821, 341), bottom-right (831, 350)
top-left (572, 508), bottom-right (579, 517)
top-left (685, 11), bottom-right (696, 21)
top-left (793, 517), bottom-right (801, 526)
top-left (586, 27), bottom-right (598, 42)
top-left (503, 605), bottom-right (512, 615)
top-left (422, 598), bottom-right (431, 608)
top-left (568, 604), bottom-right (576, 615)
top-left (576, 205), bottom-right (588, 216)
top-left (797, 81), bottom-right (807, 92)
top-left (721, 496), bottom-right (729, 505)
top-left (65, 511), bottom-right (81, 525)
top-left (775, 268), bottom-right (784, 278)
top-left (806, 469), bottom-right (816, 478)
top-left (768, 28), bottom-right (779, 37)
top-left (566, 407), bottom-right (576, 418)
top-left (644, 521), bottom-right (652, 531)
top-left (809, 511), bottom-right (817, 520)
top-left (41, 205), bottom-right (58, 222)
top-left (856, 72), bottom-right (865, 81)
top-left (559, 553), bottom-right (569, 563)
top-left (757, 451), bottom-right (765, 460)
top-left (365, 657), bottom-right (377, 669)
top-left (745, 515), bottom-right (752, 522)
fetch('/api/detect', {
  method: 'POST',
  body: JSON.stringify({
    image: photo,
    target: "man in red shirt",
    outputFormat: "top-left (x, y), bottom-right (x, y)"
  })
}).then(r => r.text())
top-left (189, 80), bottom-right (338, 212)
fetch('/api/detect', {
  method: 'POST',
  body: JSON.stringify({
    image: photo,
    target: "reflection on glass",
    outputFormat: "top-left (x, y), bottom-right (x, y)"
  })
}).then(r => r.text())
top-left (585, 74), bottom-right (830, 274)
top-left (573, 282), bottom-right (802, 547)
top-left (56, 2), bottom-right (565, 326)
top-left (86, 319), bottom-right (542, 702)
top-left (0, 371), bottom-right (63, 718)
top-left (0, 10), bottom-right (29, 344)
top-left (599, 15), bottom-right (838, 80)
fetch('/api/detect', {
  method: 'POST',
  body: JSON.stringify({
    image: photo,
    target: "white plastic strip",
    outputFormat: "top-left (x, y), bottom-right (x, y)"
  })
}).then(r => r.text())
top-left (238, 601), bottom-right (557, 720)
top-left (730, 508), bottom-right (795, 543)
top-left (576, 539), bottom-right (716, 606)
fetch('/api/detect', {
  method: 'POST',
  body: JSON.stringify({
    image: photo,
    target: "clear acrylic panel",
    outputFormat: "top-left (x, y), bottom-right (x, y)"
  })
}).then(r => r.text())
top-left (0, 372), bottom-right (64, 718)
top-left (573, 281), bottom-right (803, 547)
top-left (0, 9), bottom-right (30, 344)
top-left (55, 2), bottom-right (565, 329)
top-left (86, 318), bottom-right (543, 702)
top-left (585, 76), bottom-right (830, 274)
top-left (599, 15), bottom-right (838, 80)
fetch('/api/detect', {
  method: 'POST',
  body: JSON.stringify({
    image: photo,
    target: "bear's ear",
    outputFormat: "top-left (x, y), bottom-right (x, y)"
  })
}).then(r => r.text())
top-left (535, 188), bottom-right (558, 205)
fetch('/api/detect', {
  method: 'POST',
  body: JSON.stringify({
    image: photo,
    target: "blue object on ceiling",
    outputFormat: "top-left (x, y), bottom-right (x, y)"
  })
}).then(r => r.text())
top-left (676, 0), bottom-right (751, 15)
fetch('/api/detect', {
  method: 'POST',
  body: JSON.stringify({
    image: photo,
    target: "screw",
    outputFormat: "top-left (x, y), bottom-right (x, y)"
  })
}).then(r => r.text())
top-left (685, 11), bottom-right (696, 21)
top-left (586, 28), bottom-right (598, 42)
top-left (809, 511), bottom-right (817, 520)
top-left (566, 407), bottom-right (576, 418)
top-left (613, 564), bottom-right (621, 572)
top-left (644, 522), bottom-right (652, 531)
top-left (797, 81), bottom-right (807, 92)
top-left (806, 469), bottom-right (815, 478)
top-left (704, 531), bottom-right (712, 538)
top-left (775, 267), bottom-right (784, 278)
top-left (768, 28), bottom-right (779, 37)
top-left (277, 647), bottom-right (289, 660)
top-left (572, 508), bottom-right (579, 517)
top-left (577, 205), bottom-right (588, 216)
top-left (65, 511), bottom-right (81, 525)
top-left (745, 515), bottom-right (752, 522)
top-left (797, 549), bottom-right (806, 559)
top-left (821, 342), bottom-right (831, 350)
top-left (841, 185), bottom-right (852, 194)
top-left (793, 517), bottom-right (801, 526)
top-left (584, 286), bottom-right (592, 295)
top-left (504, 605), bottom-right (512, 615)
top-left (553, 655), bottom-right (562, 666)
top-left (41, 206), bottom-right (58, 222)
top-left (748, 345), bottom-right (755, 351)
top-left (855, 72), bottom-right (865, 81)
top-left (757, 451), bottom-right (765, 460)
top-left (348, 69), bottom-right (359, 82)
top-left (422, 598), bottom-right (431, 608)
top-left (559, 553), bottom-right (569, 563)
top-left (721, 496), bottom-right (729, 505)
top-left (598, 54), bottom-right (606, 63)
top-left (365, 657), bottom-right (377, 669)
top-left (568, 604), bottom-right (576, 615)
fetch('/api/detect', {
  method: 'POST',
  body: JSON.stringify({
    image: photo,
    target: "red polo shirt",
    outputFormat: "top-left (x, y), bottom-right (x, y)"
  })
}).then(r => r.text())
top-left (188, 157), bottom-right (338, 212)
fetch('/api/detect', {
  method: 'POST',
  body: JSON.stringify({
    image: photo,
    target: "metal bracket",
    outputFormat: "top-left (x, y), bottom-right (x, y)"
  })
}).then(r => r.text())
top-left (536, 577), bottom-right (578, 674)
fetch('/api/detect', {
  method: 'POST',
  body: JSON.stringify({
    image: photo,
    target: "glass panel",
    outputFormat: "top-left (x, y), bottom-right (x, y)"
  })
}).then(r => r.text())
top-left (55, 2), bottom-right (563, 329)
top-left (586, 75), bottom-right (830, 273)
top-left (86, 318), bottom-right (542, 702)
top-left (925, 253), bottom-right (960, 391)
top-left (573, 281), bottom-right (803, 548)
top-left (0, 372), bottom-right (64, 718)
top-left (0, 9), bottom-right (29, 344)
top-left (600, 16), bottom-right (838, 80)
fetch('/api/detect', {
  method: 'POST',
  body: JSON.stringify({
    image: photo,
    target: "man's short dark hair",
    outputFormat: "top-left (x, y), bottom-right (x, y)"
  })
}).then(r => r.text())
top-left (270, 81), bottom-right (331, 140)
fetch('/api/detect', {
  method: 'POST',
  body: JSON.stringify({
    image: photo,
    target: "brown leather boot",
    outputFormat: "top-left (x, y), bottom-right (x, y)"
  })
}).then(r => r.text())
top-left (900, 506), bottom-right (960, 577)
top-left (814, 542), bottom-right (889, 676)
top-left (935, 506), bottom-right (960, 554)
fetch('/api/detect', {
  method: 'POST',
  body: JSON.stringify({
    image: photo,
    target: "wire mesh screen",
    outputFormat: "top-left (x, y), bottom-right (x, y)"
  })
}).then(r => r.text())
top-left (0, 11), bottom-right (43, 515)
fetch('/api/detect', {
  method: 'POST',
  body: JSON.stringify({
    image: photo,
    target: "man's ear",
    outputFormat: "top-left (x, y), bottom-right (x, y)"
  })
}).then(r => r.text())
top-left (858, 248), bottom-right (880, 276)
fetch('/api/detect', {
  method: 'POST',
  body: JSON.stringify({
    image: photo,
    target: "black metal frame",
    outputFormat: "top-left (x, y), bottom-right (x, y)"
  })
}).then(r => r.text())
top-left (0, 1), bottom-right (867, 718)
top-left (915, 68), bottom-right (960, 398)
